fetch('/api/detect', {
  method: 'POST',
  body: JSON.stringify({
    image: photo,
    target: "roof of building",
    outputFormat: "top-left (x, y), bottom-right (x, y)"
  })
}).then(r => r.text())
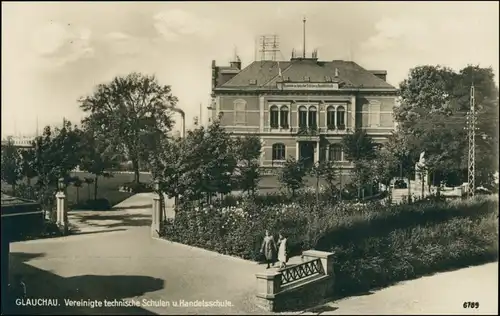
top-left (216, 59), bottom-right (396, 90)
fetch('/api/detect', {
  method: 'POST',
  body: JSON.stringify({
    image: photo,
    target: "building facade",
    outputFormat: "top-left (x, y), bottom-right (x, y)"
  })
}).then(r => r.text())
top-left (210, 53), bottom-right (397, 173)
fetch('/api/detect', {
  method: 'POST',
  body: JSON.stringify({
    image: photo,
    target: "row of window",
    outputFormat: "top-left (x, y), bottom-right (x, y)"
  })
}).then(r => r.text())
top-left (270, 106), bottom-right (346, 129)
top-left (271, 143), bottom-right (343, 161)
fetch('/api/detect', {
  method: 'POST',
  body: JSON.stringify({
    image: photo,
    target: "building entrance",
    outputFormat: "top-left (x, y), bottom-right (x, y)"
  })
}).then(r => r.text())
top-left (299, 141), bottom-right (315, 168)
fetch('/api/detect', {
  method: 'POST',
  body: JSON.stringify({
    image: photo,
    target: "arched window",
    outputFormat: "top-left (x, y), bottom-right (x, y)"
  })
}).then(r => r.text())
top-left (280, 105), bottom-right (289, 128)
top-left (336, 106), bottom-right (345, 130)
top-left (327, 106), bottom-right (335, 129)
top-left (234, 99), bottom-right (247, 124)
top-left (272, 143), bottom-right (286, 161)
top-left (270, 105), bottom-right (279, 128)
top-left (308, 106), bottom-right (317, 129)
top-left (329, 144), bottom-right (342, 161)
top-left (298, 106), bottom-right (307, 128)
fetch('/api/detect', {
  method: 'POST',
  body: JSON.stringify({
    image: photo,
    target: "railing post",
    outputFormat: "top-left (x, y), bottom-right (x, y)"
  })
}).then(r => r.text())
top-left (255, 270), bottom-right (282, 312)
top-left (302, 250), bottom-right (335, 276)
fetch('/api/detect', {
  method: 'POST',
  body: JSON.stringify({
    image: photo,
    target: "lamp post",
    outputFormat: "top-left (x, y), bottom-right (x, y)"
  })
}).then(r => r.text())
top-left (56, 177), bottom-right (68, 234)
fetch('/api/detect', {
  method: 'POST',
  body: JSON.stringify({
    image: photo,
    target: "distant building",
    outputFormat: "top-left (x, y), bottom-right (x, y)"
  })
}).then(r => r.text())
top-left (1, 136), bottom-right (36, 149)
top-left (209, 50), bottom-right (397, 176)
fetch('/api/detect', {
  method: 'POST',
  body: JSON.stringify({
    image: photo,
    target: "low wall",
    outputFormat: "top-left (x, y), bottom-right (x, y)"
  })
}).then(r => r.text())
top-left (255, 250), bottom-right (335, 312)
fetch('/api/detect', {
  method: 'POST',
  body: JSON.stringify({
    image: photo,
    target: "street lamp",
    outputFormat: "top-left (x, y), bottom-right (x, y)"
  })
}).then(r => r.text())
top-left (154, 179), bottom-right (160, 191)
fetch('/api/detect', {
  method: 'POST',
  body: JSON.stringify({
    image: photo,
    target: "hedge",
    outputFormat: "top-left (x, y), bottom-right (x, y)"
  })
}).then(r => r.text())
top-left (162, 193), bottom-right (498, 296)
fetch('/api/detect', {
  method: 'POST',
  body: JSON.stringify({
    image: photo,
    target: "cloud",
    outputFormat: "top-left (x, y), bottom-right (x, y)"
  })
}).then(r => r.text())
top-left (153, 9), bottom-right (215, 42)
top-left (105, 31), bottom-right (131, 41)
top-left (358, 15), bottom-right (499, 86)
top-left (30, 22), bottom-right (94, 67)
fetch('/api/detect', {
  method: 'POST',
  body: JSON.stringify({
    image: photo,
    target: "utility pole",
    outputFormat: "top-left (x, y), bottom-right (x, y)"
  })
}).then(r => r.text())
top-left (466, 84), bottom-right (477, 198)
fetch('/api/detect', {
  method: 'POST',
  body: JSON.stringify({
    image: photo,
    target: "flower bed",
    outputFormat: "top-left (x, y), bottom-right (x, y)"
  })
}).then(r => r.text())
top-left (162, 194), bottom-right (498, 296)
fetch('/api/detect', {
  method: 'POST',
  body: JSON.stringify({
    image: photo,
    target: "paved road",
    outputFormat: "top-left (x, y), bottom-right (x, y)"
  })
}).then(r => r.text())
top-left (301, 262), bottom-right (498, 315)
top-left (9, 194), bottom-right (264, 315)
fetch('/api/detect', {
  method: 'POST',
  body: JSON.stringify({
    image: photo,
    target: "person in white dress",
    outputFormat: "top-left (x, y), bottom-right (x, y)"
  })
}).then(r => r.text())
top-left (277, 232), bottom-right (288, 269)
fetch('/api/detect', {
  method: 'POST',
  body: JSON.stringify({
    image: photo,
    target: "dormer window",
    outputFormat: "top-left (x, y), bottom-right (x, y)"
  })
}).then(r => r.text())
top-left (249, 79), bottom-right (257, 85)
top-left (325, 76), bottom-right (332, 82)
top-left (304, 76), bottom-right (310, 82)
top-left (284, 76), bottom-right (290, 82)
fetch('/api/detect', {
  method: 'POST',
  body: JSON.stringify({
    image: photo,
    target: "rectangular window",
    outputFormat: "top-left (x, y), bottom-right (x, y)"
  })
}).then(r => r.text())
top-left (234, 101), bottom-right (246, 124)
top-left (270, 111), bottom-right (279, 128)
top-left (280, 111), bottom-right (289, 128)
top-left (308, 112), bottom-right (317, 129)
top-left (299, 111), bottom-right (308, 128)
top-left (327, 111), bottom-right (335, 129)
top-left (370, 103), bottom-right (380, 127)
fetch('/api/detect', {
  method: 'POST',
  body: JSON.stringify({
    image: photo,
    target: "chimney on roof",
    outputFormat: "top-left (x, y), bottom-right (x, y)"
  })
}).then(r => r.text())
top-left (370, 70), bottom-right (387, 81)
top-left (230, 55), bottom-right (242, 70)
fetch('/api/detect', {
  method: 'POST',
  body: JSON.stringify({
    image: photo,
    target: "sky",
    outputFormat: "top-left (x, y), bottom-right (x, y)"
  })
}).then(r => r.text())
top-left (2, 1), bottom-right (499, 136)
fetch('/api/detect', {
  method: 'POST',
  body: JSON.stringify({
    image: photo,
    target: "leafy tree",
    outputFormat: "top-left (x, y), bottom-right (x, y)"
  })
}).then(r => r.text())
top-left (395, 65), bottom-right (499, 190)
top-left (79, 126), bottom-right (120, 200)
top-left (79, 72), bottom-right (177, 184)
top-left (19, 148), bottom-right (37, 186)
top-left (279, 158), bottom-right (306, 197)
top-left (1, 138), bottom-right (21, 194)
top-left (232, 135), bottom-right (262, 195)
top-left (341, 130), bottom-right (377, 198)
top-left (341, 129), bottom-right (377, 162)
top-left (31, 122), bottom-right (84, 218)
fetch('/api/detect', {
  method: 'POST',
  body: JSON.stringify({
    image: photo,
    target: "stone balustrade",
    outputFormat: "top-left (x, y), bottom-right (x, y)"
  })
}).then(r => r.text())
top-left (255, 250), bottom-right (335, 312)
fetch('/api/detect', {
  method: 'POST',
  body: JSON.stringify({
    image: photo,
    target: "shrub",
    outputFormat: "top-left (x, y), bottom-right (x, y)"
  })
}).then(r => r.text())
top-left (162, 194), bottom-right (498, 297)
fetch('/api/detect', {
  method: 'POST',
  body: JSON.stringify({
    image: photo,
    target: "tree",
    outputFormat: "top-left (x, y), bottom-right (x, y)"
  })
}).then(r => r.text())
top-left (395, 65), bottom-right (499, 190)
top-left (79, 72), bottom-right (177, 184)
top-left (1, 138), bottom-right (21, 195)
top-left (279, 158), bottom-right (306, 197)
top-left (31, 122), bottom-right (84, 218)
top-left (341, 129), bottom-right (377, 198)
top-left (19, 148), bottom-right (37, 186)
top-left (341, 129), bottom-right (377, 162)
top-left (232, 135), bottom-right (262, 195)
top-left (79, 126), bottom-right (120, 200)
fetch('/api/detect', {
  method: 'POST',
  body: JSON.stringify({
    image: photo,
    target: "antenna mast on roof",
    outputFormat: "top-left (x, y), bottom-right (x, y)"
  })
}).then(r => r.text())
top-left (258, 34), bottom-right (280, 61)
top-left (303, 16), bottom-right (306, 58)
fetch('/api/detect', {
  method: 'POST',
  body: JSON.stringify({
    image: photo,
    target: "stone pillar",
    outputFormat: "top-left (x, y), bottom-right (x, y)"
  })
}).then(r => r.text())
top-left (350, 96), bottom-right (356, 130)
top-left (314, 141), bottom-right (320, 163)
top-left (55, 191), bottom-right (68, 235)
top-left (151, 192), bottom-right (161, 238)
top-left (255, 271), bottom-right (282, 312)
top-left (259, 95), bottom-right (265, 133)
top-left (295, 142), bottom-right (300, 161)
top-left (302, 250), bottom-right (335, 276)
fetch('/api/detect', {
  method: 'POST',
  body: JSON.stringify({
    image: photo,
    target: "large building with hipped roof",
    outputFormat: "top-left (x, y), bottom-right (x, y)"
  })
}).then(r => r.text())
top-left (209, 49), bottom-right (397, 175)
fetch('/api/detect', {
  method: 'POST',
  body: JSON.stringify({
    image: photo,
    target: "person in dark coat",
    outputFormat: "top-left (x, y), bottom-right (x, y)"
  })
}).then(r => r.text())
top-left (260, 230), bottom-right (277, 269)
